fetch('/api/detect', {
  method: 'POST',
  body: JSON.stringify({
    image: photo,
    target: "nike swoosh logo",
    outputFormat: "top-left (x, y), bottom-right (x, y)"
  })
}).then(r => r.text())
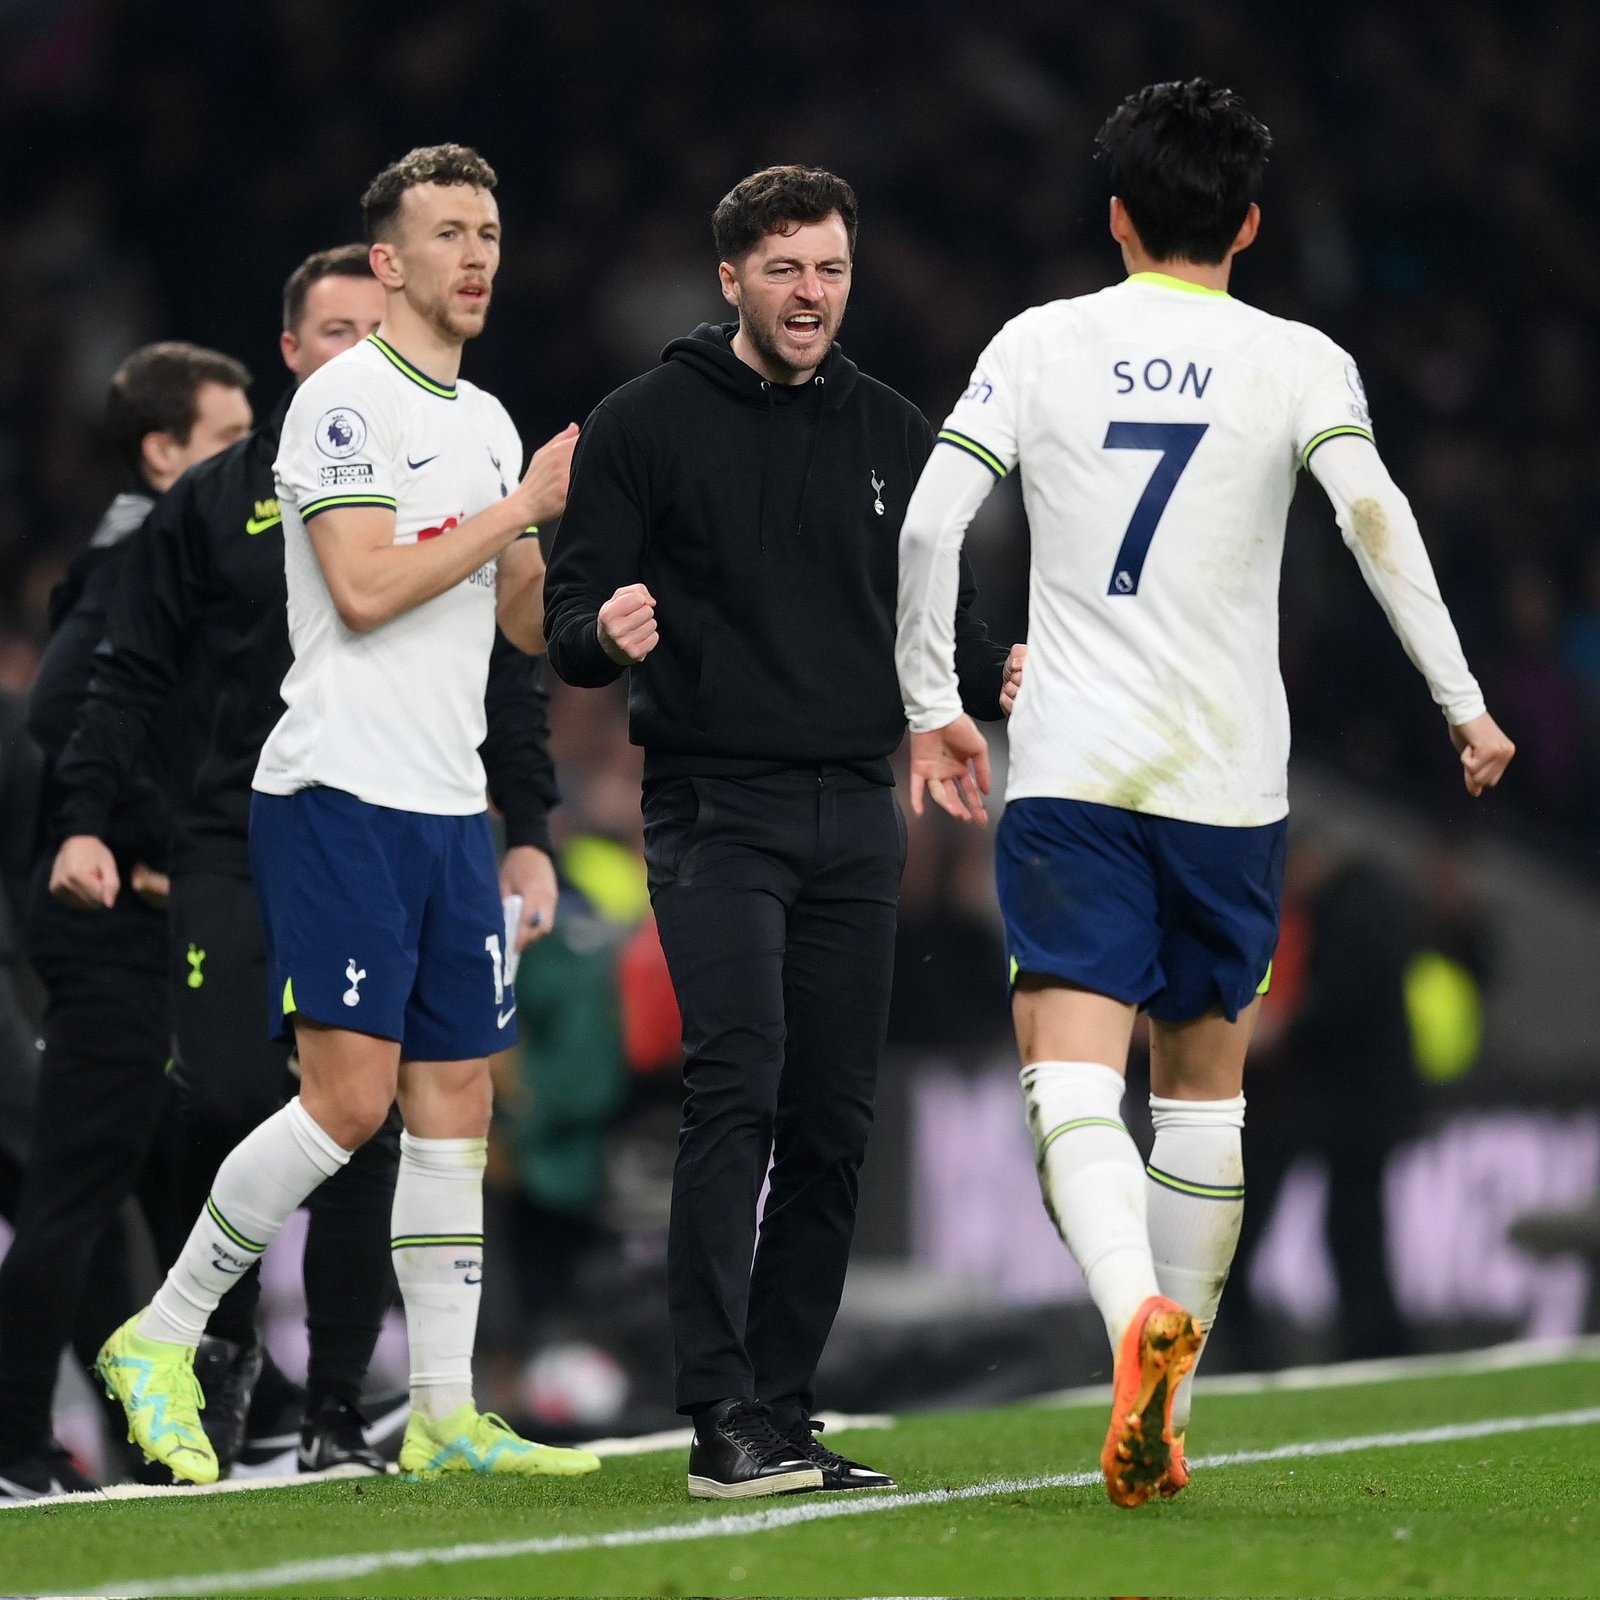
top-left (407, 454), bottom-right (439, 470)
top-left (245, 514), bottom-right (282, 535)
top-left (497, 1006), bottom-right (517, 1028)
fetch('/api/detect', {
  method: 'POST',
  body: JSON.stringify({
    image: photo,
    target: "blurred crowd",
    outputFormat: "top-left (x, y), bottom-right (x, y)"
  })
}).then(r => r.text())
top-left (0, 0), bottom-right (1597, 861)
top-left (0, 0), bottom-right (1596, 1432)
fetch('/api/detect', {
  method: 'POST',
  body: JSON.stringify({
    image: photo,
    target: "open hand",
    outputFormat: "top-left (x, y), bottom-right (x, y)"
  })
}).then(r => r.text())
top-left (513, 423), bottom-right (580, 529)
top-left (909, 715), bottom-right (991, 824)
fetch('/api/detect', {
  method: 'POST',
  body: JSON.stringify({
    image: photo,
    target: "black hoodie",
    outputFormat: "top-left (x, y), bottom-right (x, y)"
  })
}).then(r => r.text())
top-left (545, 323), bottom-right (1006, 781)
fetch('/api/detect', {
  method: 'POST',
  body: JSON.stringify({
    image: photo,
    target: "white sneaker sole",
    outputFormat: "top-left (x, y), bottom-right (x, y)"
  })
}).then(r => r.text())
top-left (687, 1466), bottom-right (823, 1499)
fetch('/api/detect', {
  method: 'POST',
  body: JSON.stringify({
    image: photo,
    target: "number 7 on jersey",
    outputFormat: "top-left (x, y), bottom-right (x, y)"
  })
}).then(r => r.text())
top-left (1103, 421), bottom-right (1208, 596)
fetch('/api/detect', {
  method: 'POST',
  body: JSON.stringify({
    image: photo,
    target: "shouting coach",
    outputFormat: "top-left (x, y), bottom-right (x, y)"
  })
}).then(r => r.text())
top-left (545, 165), bottom-right (1013, 1500)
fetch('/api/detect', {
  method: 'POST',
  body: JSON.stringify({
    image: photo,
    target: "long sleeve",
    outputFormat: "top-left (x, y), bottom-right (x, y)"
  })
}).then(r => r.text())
top-left (51, 485), bottom-right (203, 842)
top-left (481, 628), bottom-right (558, 857)
top-left (543, 402), bottom-right (650, 688)
top-left (1308, 434), bottom-right (1485, 724)
top-left (897, 443), bottom-right (1007, 731)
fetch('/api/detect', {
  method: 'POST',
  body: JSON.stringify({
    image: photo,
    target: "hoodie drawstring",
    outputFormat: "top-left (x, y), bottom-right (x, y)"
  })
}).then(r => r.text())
top-left (793, 374), bottom-right (827, 538)
top-left (758, 380), bottom-right (774, 553)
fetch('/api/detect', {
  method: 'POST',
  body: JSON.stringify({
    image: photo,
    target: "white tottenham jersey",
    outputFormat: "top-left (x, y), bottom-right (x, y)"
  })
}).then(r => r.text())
top-left (897, 273), bottom-right (1484, 828)
top-left (255, 334), bottom-right (522, 814)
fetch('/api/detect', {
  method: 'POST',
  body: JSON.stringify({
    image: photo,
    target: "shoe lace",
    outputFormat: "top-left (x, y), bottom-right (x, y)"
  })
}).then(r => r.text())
top-left (721, 1403), bottom-right (792, 1460)
top-left (793, 1419), bottom-right (851, 1472)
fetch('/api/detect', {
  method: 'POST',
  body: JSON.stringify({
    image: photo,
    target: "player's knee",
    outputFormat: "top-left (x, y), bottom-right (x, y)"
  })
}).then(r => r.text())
top-left (299, 1081), bottom-right (392, 1152)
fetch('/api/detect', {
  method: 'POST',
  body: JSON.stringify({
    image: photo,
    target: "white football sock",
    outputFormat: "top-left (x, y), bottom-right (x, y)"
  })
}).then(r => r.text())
top-left (1146, 1093), bottom-right (1246, 1434)
top-left (1022, 1060), bottom-right (1159, 1351)
top-left (140, 1098), bottom-right (350, 1345)
top-left (391, 1131), bottom-right (487, 1421)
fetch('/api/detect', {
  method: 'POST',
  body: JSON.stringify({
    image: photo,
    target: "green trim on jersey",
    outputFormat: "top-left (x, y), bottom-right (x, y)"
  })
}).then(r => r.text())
top-left (1300, 424), bottom-right (1375, 470)
top-left (1146, 1164), bottom-right (1246, 1202)
top-left (1126, 271), bottom-right (1230, 299)
top-left (938, 428), bottom-right (1008, 479)
top-left (301, 493), bottom-right (399, 522)
top-left (366, 334), bottom-right (458, 399)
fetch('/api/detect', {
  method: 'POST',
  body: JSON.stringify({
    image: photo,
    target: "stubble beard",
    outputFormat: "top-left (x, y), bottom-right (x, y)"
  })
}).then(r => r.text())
top-left (414, 281), bottom-right (489, 346)
top-left (744, 304), bottom-right (834, 383)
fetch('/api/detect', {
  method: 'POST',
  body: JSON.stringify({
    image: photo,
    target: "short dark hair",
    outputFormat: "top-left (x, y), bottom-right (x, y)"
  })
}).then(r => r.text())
top-left (106, 342), bottom-right (251, 484)
top-left (360, 143), bottom-right (498, 243)
top-left (1095, 79), bottom-right (1272, 265)
top-left (712, 165), bottom-right (859, 264)
top-left (282, 243), bottom-right (375, 332)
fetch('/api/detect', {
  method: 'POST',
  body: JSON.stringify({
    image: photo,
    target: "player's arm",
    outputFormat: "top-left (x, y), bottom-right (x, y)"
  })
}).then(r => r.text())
top-left (481, 629), bottom-right (560, 947)
top-left (1309, 433), bottom-right (1514, 795)
top-left (312, 424), bottom-right (576, 634)
top-left (897, 443), bottom-right (1009, 823)
top-left (496, 535), bottom-right (547, 654)
top-left (544, 403), bottom-right (656, 686)
top-left (49, 487), bottom-right (204, 908)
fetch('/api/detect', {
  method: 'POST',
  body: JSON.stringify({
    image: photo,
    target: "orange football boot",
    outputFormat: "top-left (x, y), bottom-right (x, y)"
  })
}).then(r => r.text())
top-left (1159, 1430), bottom-right (1189, 1498)
top-left (1100, 1294), bottom-right (1202, 1507)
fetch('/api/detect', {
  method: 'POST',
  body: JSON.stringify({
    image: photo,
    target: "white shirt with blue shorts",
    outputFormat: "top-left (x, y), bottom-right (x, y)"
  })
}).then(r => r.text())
top-left (252, 333), bottom-right (525, 1058)
top-left (896, 273), bottom-right (1485, 1021)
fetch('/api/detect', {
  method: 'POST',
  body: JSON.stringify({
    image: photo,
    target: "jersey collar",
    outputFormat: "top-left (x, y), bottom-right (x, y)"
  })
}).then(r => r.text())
top-left (1125, 271), bottom-right (1230, 299)
top-left (366, 334), bottom-right (458, 399)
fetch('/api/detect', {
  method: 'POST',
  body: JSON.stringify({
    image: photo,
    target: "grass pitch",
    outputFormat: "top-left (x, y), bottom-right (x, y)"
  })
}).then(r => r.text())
top-left (2, 1350), bottom-right (1598, 1596)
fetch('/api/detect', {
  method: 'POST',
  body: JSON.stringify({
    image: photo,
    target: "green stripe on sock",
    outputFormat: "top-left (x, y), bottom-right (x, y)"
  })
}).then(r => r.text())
top-left (1146, 1164), bottom-right (1246, 1201)
top-left (206, 1196), bottom-right (267, 1253)
top-left (390, 1233), bottom-right (485, 1250)
top-left (1038, 1116), bottom-right (1126, 1157)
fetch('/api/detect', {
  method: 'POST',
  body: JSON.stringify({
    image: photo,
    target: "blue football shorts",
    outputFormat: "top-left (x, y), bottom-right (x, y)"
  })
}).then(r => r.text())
top-left (995, 796), bottom-right (1287, 1024)
top-left (249, 786), bottom-right (515, 1060)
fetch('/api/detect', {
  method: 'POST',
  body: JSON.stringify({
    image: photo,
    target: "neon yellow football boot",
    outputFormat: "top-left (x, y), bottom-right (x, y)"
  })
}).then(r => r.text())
top-left (96, 1314), bottom-right (218, 1485)
top-left (399, 1403), bottom-right (602, 1478)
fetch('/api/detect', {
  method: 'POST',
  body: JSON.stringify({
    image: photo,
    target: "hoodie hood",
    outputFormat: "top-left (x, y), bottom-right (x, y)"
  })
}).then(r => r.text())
top-left (662, 322), bottom-right (859, 410)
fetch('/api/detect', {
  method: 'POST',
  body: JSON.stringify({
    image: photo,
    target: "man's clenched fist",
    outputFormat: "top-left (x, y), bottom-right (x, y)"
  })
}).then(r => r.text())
top-left (598, 583), bottom-right (659, 665)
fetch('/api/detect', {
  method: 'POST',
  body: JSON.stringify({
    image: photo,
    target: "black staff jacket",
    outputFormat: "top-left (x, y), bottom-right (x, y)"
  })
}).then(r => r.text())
top-left (52, 388), bottom-right (558, 879)
top-left (544, 323), bottom-right (1007, 783)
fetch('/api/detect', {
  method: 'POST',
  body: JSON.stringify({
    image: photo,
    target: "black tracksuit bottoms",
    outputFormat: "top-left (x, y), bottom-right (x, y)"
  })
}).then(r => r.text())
top-left (644, 766), bottom-right (904, 1425)
top-left (0, 891), bottom-right (177, 1459)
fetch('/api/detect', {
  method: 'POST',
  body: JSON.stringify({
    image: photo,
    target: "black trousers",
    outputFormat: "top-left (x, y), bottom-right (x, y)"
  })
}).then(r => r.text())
top-left (168, 872), bottom-right (397, 1406)
top-left (645, 768), bottom-right (904, 1423)
top-left (0, 897), bottom-right (175, 1459)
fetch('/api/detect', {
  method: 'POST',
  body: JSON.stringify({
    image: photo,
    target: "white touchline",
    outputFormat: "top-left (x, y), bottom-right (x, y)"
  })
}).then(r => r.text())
top-left (63, 1405), bottom-right (1600, 1600)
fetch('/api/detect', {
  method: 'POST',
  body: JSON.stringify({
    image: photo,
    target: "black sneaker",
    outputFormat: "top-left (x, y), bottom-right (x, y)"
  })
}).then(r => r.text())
top-left (235, 1353), bottom-right (308, 1473)
top-left (194, 1335), bottom-right (265, 1474)
top-left (784, 1419), bottom-right (896, 1491)
top-left (0, 1442), bottom-right (98, 1501)
top-left (299, 1396), bottom-right (398, 1477)
top-left (686, 1399), bottom-right (824, 1500)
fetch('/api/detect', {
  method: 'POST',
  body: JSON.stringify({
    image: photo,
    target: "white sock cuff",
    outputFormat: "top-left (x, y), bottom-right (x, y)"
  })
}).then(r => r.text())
top-left (1149, 1093), bottom-right (1246, 1132)
top-left (399, 1131), bottom-right (489, 1174)
top-left (286, 1097), bottom-right (353, 1175)
top-left (1021, 1059), bottom-right (1127, 1111)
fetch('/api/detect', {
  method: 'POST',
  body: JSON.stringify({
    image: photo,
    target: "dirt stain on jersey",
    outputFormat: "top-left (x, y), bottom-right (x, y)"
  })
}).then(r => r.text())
top-left (1087, 710), bottom-right (1201, 811)
top-left (1351, 497), bottom-right (1400, 577)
